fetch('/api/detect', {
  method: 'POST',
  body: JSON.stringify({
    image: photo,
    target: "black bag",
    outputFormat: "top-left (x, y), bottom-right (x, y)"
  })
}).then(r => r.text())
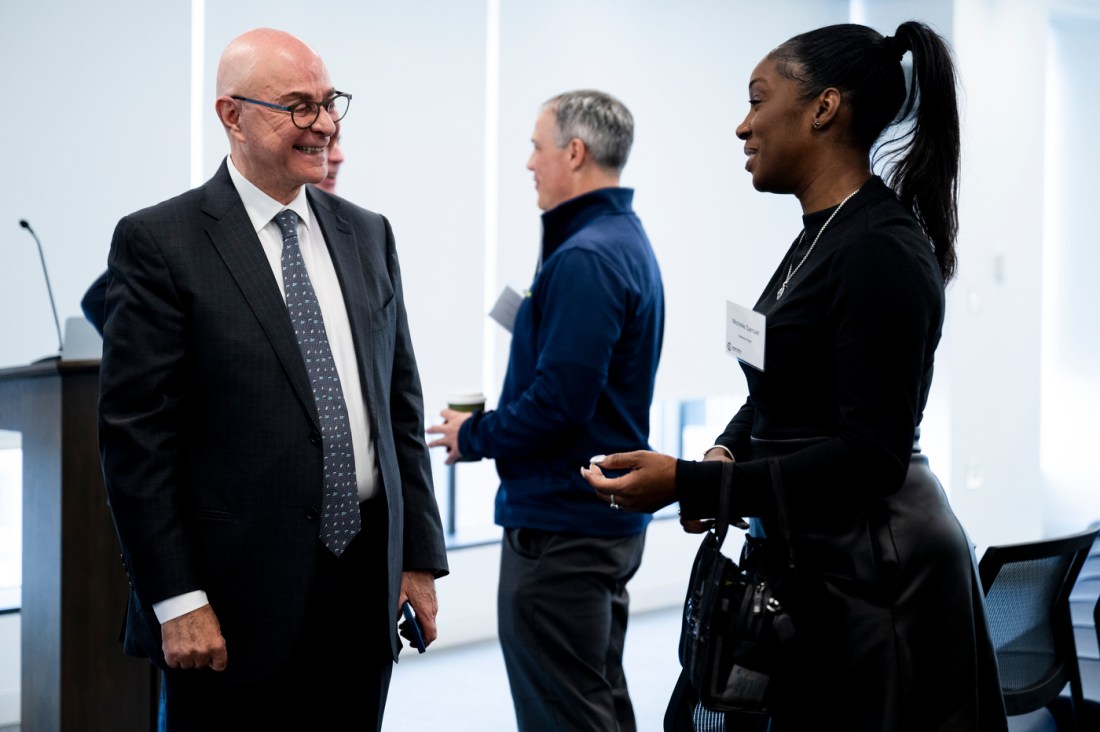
top-left (678, 459), bottom-right (797, 714)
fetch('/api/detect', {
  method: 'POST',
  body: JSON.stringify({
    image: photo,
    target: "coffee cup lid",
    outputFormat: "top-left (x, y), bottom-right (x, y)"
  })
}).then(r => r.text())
top-left (447, 392), bottom-right (486, 405)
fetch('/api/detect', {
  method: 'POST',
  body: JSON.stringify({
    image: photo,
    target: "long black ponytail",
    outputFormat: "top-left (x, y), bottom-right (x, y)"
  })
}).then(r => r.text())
top-left (769, 21), bottom-right (961, 282)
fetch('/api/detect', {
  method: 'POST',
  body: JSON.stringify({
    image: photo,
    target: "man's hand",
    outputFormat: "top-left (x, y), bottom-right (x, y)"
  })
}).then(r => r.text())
top-left (398, 570), bottom-right (439, 648)
top-left (161, 604), bottom-right (228, 671)
top-left (426, 409), bottom-right (474, 465)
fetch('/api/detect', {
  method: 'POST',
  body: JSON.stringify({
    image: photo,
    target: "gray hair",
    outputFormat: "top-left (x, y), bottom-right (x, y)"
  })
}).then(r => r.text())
top-left (543, 90), bottom-right (634, 174)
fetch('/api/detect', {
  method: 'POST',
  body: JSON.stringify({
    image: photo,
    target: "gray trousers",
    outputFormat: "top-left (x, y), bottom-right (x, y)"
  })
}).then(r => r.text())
top-left (499, 527), bottom-right (646, 732)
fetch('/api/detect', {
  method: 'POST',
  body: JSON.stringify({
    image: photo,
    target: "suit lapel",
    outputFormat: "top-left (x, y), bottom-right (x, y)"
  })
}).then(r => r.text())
top-left (308, 188), bottom-right (378, 413)
top-left (310, 192), bottom-right (371, 328)
top-left (201, 162), bottom-right (320, 430)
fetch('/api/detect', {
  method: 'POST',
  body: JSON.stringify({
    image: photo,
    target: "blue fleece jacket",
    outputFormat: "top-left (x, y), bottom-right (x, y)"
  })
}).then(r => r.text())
top-left (458, 187), bottom-right (664, 537)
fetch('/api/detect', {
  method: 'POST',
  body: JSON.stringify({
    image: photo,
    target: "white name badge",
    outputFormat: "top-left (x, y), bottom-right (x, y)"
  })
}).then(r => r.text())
top-left (726, 300), bottom-right (766, 371)
top-left (489, 285), bottom-right (524, 333)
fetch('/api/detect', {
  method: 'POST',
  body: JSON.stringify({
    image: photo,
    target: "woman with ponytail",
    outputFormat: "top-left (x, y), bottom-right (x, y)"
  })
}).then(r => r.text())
top-left (583, 21), bottom-right (1008, 731)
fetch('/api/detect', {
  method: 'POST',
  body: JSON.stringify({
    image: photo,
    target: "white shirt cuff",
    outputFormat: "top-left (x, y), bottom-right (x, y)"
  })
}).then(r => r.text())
top-left (153, 590), bottom-right (210, 624)
top-left (703, 444), bottom-right (735, 461)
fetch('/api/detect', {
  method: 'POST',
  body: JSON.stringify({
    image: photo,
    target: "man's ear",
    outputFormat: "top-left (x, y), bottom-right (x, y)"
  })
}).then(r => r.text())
top-left (215, 97), bottom-right (245, 141)
top-left (567, 137), bottom-right (587, 171)
top-left (811, 87), bottom-right (842, 130)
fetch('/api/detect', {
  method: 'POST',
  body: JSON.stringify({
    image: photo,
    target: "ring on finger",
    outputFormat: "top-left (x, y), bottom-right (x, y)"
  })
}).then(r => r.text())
top-left (610, 493), bottom-right (621, 510)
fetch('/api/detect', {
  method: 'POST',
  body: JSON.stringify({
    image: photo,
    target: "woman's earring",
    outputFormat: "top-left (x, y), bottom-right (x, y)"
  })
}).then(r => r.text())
top-left (812, 119), bottom-right (821, 129)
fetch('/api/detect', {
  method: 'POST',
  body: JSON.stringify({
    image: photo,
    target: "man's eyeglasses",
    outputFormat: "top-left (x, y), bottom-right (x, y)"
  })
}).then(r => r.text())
top-left (231, 92), bottom-right (352, 129)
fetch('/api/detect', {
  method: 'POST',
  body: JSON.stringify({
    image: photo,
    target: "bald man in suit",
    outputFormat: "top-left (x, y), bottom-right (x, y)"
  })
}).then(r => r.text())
top-left (99, 28), bottom-right (447, 731)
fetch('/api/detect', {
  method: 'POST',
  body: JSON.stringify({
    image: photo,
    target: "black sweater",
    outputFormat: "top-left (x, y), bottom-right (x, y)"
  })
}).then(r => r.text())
top-left (677, 177), bottom-right (944, 521)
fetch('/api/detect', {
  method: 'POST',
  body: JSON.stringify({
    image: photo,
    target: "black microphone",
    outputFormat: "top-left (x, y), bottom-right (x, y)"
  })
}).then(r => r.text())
top-left (19, 219), bottom-right (64, 355)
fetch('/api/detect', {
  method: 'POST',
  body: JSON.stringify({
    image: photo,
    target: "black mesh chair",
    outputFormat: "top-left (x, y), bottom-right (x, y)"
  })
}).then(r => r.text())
top-left (979, 528), bottom-right (1099, 732)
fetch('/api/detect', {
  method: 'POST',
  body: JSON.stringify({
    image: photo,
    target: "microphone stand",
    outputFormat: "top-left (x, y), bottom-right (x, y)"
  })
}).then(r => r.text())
top-left (20, 219), bottom-right (64, 357)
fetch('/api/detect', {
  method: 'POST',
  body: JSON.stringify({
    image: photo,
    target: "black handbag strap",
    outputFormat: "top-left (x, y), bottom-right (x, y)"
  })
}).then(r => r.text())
top-left (715, 461), bottom-right (735, 545)
top-left (767, 458), bottom-right (798, 575)
top-left (715, 459), bottom-right (797, 574)
top-left (766, 458), bottom-right (791, 543)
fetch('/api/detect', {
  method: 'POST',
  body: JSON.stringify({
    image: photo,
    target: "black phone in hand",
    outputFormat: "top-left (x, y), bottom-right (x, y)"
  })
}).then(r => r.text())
top-left (401, 600), bottom-right (426, 653)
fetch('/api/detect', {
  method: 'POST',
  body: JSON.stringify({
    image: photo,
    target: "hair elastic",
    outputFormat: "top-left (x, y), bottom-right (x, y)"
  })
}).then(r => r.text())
top-left (882, 34), bottom-right (907, 62)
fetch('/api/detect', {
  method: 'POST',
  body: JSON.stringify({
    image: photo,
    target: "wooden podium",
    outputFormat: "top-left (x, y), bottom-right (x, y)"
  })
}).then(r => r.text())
top-left (0, 359), bottom-right (156, 731)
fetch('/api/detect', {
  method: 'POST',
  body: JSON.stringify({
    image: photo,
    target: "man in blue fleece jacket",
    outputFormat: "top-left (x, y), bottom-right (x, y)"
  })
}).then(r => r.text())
top-left (428, 90), bottom-right (664, 731)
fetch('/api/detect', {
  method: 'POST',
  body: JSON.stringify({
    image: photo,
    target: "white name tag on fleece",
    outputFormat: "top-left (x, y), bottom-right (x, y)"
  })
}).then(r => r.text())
top-left (489, 285), bottom-right (524, 333)
top-left (725, 300), bottom-right (765, 372)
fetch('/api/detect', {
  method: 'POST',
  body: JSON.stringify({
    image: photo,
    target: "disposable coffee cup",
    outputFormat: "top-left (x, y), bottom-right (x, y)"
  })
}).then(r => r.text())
top-left (446, 392), bottom-right (485, 462)
top-left (447, 392), bottom-right (486, 413)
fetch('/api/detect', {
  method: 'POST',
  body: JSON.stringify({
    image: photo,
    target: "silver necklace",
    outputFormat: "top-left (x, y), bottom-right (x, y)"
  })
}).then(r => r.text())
top-left (776, 189), bottom-right (859, 300)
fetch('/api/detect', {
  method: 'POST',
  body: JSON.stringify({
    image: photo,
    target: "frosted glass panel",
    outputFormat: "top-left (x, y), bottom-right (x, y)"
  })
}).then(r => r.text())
top-left (0, 432), bottom-right (22, 610)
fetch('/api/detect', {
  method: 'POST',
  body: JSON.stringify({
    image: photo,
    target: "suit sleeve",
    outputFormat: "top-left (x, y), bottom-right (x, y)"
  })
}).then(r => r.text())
top-left (381, 216), bottom-right (449, 576)
top-left (99, 216), bottom-right (200, 605)
top-left (81, 270), bottom-right (109, 336)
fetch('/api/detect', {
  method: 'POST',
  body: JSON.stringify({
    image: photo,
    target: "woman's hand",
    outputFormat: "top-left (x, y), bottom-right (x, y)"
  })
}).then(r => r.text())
top-left (580, 451), bottom-right (677, 513)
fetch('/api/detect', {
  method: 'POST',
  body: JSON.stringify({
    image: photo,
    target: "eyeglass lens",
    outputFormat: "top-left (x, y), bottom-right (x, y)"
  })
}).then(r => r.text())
top-left (291, 95), bottom-right (350, 128)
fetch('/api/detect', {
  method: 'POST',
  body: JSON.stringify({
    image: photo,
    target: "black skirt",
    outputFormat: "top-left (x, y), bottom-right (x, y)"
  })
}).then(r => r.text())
top-left (667, 435), bottom-right (1008, 732)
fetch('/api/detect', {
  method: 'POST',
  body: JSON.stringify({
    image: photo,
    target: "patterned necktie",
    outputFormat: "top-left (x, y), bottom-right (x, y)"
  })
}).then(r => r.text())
top-left (274, 210), bottom-right (360, 556)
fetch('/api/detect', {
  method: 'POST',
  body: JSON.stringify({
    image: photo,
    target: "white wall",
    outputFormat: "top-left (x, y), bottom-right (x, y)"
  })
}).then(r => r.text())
top-left (1042, 2), bottom-right (1100, 537)
top-left (947, 0), bottom-right (1050, 547)
top-left (0, 1), bottom-right (191, 365)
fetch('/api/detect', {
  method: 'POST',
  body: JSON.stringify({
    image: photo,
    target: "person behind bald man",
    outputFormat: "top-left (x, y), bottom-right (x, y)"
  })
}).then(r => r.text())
top-left (317, 133), bottom-right (344, 193)
top-left (98, 28), bottom-right (447, 730)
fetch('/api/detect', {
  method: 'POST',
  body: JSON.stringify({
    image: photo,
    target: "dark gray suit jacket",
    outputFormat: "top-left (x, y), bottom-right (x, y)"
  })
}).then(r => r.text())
top-left (99, 160), bottom-right (448, 681)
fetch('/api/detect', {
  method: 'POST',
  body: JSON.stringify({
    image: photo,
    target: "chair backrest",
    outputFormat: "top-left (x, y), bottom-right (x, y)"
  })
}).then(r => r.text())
top-left (979, 528), bottom-right (1099, 719)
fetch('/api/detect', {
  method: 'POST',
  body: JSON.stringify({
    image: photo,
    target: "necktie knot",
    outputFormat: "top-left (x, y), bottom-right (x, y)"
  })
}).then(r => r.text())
top-left (274, 210), bottom-right (299, 242)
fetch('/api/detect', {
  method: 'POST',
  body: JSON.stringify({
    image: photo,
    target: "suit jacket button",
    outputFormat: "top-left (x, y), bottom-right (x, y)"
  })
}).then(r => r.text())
top-left (305, 507), bottom-right (319, 521)
top-left (310, 431), bottom-right (322, 446)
